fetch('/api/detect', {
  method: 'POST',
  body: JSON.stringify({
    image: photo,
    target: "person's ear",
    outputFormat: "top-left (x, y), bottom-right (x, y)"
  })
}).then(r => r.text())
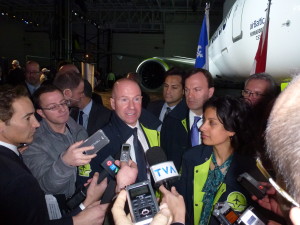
top-left (208, 87), bottom-right (215, 98)
top-left (228, 132), bottom-right (236, 140)
top-left (36, 109), bottom-right (46, 119)
top-left (63, 89), bottom-right (72, 99)
top-left (110, 98), bottom-right (116, 110)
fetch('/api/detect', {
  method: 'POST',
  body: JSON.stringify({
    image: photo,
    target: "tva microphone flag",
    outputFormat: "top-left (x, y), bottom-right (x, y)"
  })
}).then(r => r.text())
top-left (195, 3), bottom-right (210, 69)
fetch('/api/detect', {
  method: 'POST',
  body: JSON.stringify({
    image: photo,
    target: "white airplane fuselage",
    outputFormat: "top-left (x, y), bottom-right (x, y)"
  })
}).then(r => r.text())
top-left (209, 0), bottom-right (300, 82)
top-left (136, 0), bottom-right (300, 91)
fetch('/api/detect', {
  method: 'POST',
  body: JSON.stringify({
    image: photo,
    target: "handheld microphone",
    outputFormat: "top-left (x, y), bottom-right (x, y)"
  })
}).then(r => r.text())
top-left (66, 155), bottom-right (119, 210)
top-left (146, 146), bottom-right (179, 190)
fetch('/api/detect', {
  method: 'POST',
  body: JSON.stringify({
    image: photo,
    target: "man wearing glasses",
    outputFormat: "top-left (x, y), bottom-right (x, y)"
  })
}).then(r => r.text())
top-left (241, 73), bottom-right (278, 106)
top-left (23, 85), bottom-right (96, 198)
top-left (25, 61), bottom-right (42, 96)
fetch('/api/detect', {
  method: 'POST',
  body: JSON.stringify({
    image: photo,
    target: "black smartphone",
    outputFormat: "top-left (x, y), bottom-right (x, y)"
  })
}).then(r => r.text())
top-left (237, 172), bottom-right (266, 199)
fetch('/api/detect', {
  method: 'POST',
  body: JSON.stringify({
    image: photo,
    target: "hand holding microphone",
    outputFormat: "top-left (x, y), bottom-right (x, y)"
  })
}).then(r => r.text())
top-left (115, 159), bottom-right (138, 193)
top-left (67, 143), bottom-right (135, 210)
top-left (159, 185), bottom-right (186, 224)
top-left (66, 155), bottom-right (119, 210)
top-left (146, 146), bottom-right (180, 190)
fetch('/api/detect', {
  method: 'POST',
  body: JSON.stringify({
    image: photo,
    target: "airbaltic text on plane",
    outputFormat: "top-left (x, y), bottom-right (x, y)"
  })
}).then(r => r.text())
top-left (250, 17), bottom-right (265, 30)
top-left (249, 17), bottom-right (265, 38)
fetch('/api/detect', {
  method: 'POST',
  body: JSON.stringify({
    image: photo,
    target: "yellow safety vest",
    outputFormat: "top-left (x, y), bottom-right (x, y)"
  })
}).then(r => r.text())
top-left (193, 156), bottom-right (227, 225)
top-left (141, 124), bottom-right (160, 147)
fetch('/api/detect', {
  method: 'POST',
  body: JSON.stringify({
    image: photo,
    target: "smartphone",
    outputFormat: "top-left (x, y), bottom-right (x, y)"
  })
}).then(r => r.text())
top-left (120, 143), bottom-right (131, 162)
top-left (237, 173), bottom-right (266, 199)
top-left (80, 129), bottom-right (110, 155)
top-left (126, 180), bottom-right (159, 225)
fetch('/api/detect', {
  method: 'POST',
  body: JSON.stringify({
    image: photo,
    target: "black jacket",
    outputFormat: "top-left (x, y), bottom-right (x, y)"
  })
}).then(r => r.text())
top-left (0, 146), bottom-right (72, 225)
top-left (76, 109), bottom-right (161, 186)
top-left (147, 100), bottom-right (164, 119)
top-left (70, 100), bottom-right (112, 136)
top-left (160, 99), bottom-right (190, 170)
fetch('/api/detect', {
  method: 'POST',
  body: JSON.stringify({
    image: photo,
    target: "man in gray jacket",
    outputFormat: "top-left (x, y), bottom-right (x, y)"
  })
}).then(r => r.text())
top-left (23, 85), bottom-right (96, 198)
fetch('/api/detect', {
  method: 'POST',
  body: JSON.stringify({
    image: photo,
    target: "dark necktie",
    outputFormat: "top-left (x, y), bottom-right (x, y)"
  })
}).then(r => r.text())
top-left (191, 116), bottom-right (201, 147)
top-left (78, 111), bottom-right (84, 126)
top-left (19, 153), bottom-right (23, 161)
top-left (163, 107), bottom-right (171, 121)
top-left (133, 128), bottom-right (147, 182)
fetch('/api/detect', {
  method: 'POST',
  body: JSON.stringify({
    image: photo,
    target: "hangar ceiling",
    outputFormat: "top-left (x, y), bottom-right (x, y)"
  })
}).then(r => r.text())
top-left (0, 0), bottom-right (226, 67)
top-left (0, 0), bottom-right (224, 33)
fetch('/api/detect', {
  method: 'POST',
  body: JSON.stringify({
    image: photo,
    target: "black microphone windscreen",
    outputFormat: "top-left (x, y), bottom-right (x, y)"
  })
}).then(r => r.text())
top-left (146, 146), bottom-right (167, 166)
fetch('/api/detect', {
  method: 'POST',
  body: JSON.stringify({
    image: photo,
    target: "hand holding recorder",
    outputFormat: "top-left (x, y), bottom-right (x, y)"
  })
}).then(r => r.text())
top-left (251, 182), bottom-right (284, 217)
top-left (62, 141), bottom-right (96, 167)
top-left (112, 190), bottom-right (172, 225)
top-left (63, 129), bottom-right (110, 167)
top-left (115, 159), bottom-right (138, 193)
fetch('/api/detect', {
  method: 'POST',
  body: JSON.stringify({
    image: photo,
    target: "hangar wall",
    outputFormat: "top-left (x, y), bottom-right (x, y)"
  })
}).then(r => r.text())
top-left (0, 20), bottom-right (50, 69)
top-left (1, 20), bottom-right (202, 76)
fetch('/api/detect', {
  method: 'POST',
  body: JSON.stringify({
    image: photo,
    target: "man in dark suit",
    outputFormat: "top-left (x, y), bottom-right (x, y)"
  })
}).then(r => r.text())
top-left (147, 67), bottom-right (189, 170)
top-left (0, 85), bottom-right (108, 225)
top-left (184, 68), bottom-right (214, 148)
top-left (147, 67), bottom-right (186, 122)
top-left (71, 79), bottom-right (111, 136)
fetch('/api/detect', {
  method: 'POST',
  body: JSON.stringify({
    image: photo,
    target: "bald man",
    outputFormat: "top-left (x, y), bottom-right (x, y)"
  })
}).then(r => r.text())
top-left (76, 78), bottom-right (161, 186)
top-left (57, 64), bottom-right (80, 76)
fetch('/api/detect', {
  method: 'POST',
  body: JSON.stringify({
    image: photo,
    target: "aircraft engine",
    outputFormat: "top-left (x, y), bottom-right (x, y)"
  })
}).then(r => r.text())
top-left (136, 56), bottom-right (195, 92)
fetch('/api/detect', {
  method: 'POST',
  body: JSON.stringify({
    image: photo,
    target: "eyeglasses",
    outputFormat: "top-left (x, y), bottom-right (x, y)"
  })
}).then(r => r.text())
top-left (41, 100), bottom-right (70, 111)
top-left (256, 158), bottom-right (300, 207)
top-left (241, 90), bottom-right (265, 98)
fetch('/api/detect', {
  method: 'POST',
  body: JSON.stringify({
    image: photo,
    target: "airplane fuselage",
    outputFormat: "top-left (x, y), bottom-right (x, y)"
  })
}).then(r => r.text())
top-left (136, 0), bottom-right (300, 91)
top-left (209, 0), bottom-right (300, 82)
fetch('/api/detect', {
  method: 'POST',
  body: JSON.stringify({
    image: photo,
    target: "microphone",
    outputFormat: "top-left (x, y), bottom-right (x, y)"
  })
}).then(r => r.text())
top-left (146, 146), bottom-right (179, 190)
top-left (66, 155), bottom-right (119, 210)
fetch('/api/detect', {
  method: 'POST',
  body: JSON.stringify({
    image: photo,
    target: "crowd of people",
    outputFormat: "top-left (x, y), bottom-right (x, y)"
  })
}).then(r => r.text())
top-left (0, 58), bottom-right (299, 225)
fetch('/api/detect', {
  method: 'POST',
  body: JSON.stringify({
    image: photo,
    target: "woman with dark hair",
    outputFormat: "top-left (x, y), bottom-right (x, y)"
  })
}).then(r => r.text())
top-left (176, 95), bottom-right (263, 225)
